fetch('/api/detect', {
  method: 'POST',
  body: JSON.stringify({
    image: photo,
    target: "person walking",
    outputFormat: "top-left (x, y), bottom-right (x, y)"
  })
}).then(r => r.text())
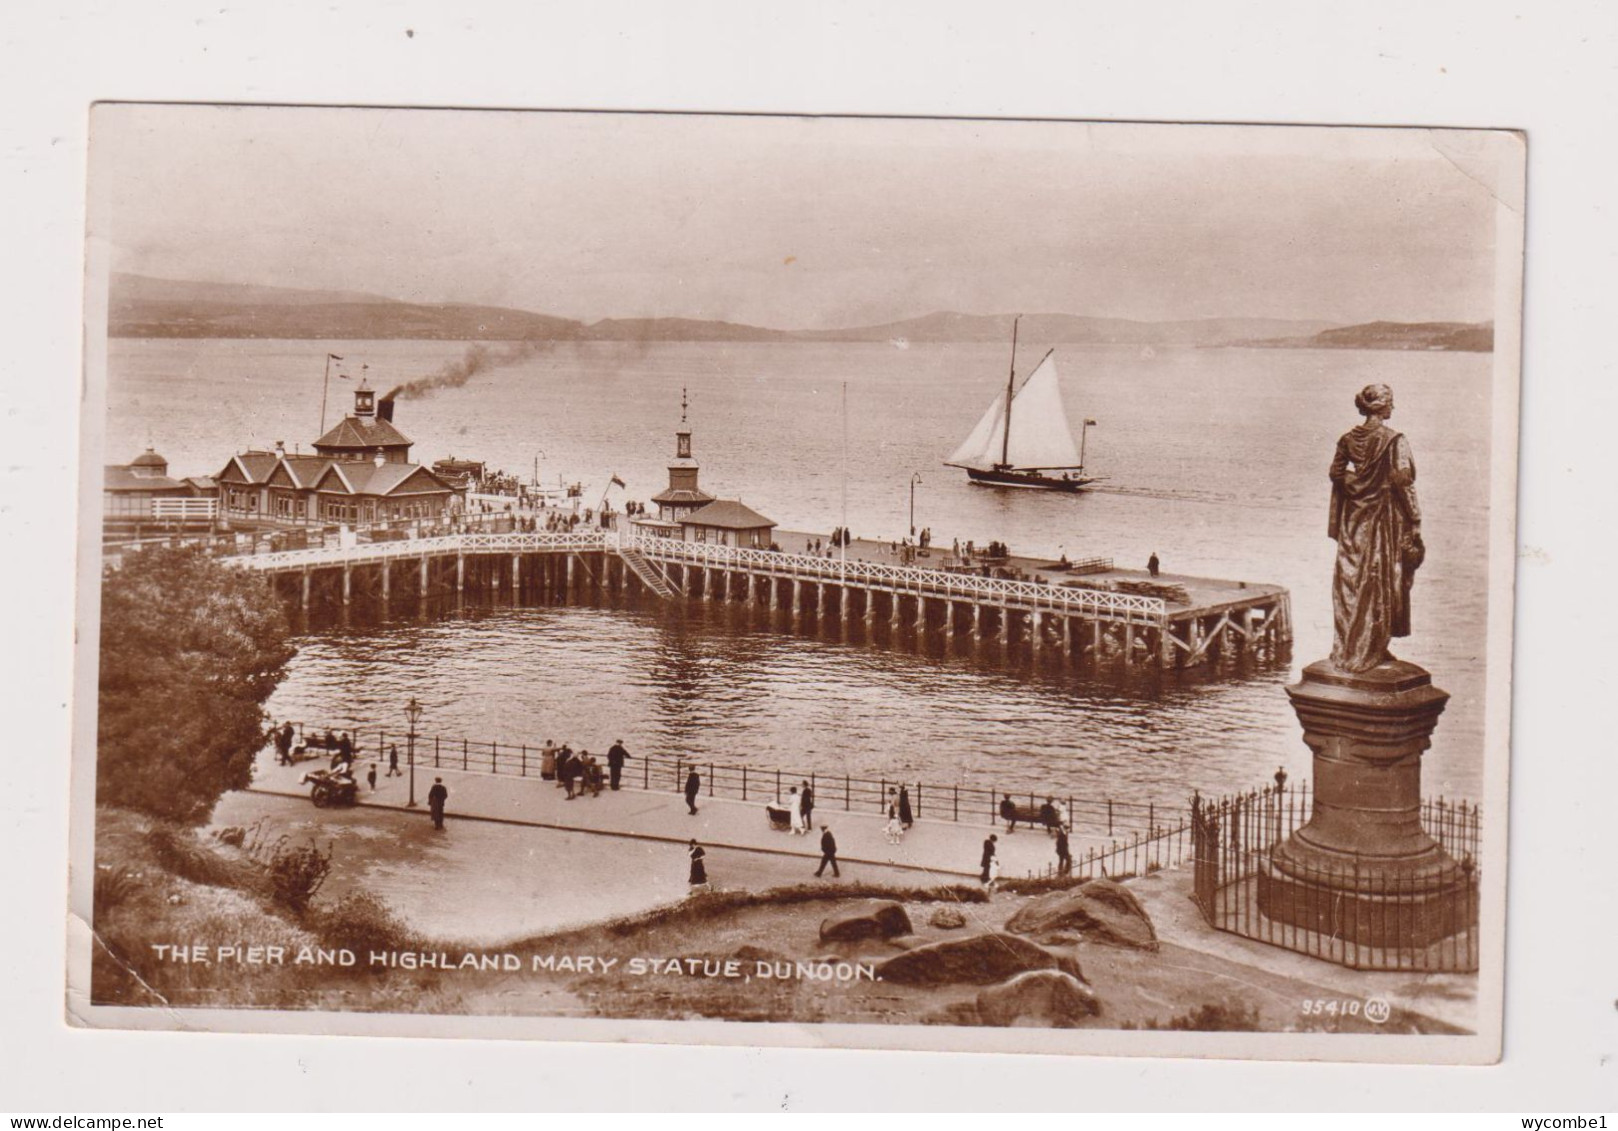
top-left (555, 744), bottom-right (573, 791)
top-left (540, 740), bottom-right (557, 782)
top-left (366, 763), bottom-right (378, 792)
top-left (898, 784), bottom-right (913, 830)
top-left (800, 780), bottom-right (814, 832)
top-left (884, 793), bottom-right (903, 845)
top-left (986, 851), bottom-right (1002, 894)
top-left (684, 767), bottom-right (701, 815)
top-left (787, 786), bottom-right (804, 836)
top-left (815, 824), bottom-right (840, 878)
top-left (606, 740), bottom-right (630, 791)
top-left (1055, 827), bottom-right (1072, 877)
top-left (427, 777), bottom-right (449, 831)
top-left (687, 840), bottom-right (708, 890)
top-left (1147, 551), bottom-right (1161, 578)
top-left (386, 744), bottom-right (401, 778)
top-left (980, 833), bottom-right (998, 884)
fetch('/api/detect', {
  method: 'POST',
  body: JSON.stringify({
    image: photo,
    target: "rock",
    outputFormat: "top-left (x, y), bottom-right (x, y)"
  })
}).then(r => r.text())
top-left (1004, 878), bottom-right (1158, 950)
top-left (818, 900), bottom-right (914, 942)
top-left (975, 970), bottom-right (1101, 1028)
top-left (876, 932), bottom-right (1082, 987)
top-left (928, 906), bottom-right (968, 930)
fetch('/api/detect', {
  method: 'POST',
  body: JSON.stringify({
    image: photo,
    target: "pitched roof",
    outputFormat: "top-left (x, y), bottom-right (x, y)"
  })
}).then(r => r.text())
top-left (651, 486), bottom-right (717, 505)
top-left (682, 499), bottom-right (777, 529)
top-left (219, 452), bottom-right (334, 486)
top-left (312, 415), bottom-right (413, 451)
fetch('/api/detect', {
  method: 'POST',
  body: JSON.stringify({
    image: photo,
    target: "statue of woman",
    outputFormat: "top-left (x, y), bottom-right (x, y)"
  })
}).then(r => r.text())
top-left (1329, 383), bottom-right (1424, 673)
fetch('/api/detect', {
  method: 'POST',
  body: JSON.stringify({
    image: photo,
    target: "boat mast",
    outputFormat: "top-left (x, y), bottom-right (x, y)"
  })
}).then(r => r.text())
top-left (1000, 315), bottom-right (1020, 469)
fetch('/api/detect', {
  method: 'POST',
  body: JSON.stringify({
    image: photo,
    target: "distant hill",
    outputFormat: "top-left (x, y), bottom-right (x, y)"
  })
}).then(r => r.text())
top-left (110, 274), bottom-right (584, 340)
top-left (581, 317), bottom-right (796, 343)
top-left (798, 311), bottom-right (1339, 346)
top-left (111, 273), bottom-right (402, 308)
top-left (1238, 320), bottom-right (1494, 353)
top-left (104, 274), bottom-right (1487, 351)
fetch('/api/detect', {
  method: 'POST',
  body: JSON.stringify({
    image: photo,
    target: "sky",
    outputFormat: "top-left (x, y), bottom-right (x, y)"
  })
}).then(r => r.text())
top-left (90, 105), bottom-right (1515, 329)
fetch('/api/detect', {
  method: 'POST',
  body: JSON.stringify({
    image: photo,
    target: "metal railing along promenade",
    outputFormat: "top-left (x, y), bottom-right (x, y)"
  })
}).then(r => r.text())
top-left (285, 722), bottom-right (1190, 841)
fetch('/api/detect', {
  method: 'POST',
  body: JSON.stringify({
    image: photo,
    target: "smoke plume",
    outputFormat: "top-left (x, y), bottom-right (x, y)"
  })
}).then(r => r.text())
top-left (383, 340), bottom-right (546, 402)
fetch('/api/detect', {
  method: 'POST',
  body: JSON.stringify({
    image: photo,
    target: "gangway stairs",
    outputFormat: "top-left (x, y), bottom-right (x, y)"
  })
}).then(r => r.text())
top-left (617, 546), bottom-right (680, 600)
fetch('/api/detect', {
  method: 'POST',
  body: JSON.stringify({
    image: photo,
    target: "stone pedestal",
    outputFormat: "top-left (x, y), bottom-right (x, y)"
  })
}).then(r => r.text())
top-left (1258, 659), bottom-right (1473, 949)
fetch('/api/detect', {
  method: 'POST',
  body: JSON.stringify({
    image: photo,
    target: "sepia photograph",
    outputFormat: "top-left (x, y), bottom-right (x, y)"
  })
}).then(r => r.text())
top-left (67, 104), bottom-right (1523, 1064)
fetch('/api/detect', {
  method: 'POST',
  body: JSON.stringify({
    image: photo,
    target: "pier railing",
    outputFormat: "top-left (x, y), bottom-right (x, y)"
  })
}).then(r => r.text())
top-left (625, 532), bottom-right (1167, 620)
top-left (208, 526), bottom-right (1169, 621)
top-left (223, 531), bottom-right (610, 572)
top-left (285, 722), bottom-right (1191, 840)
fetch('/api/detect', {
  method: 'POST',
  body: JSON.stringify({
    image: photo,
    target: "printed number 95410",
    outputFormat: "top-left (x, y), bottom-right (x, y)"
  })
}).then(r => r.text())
top-left (1300, 997), bottom-right (1391, 1023)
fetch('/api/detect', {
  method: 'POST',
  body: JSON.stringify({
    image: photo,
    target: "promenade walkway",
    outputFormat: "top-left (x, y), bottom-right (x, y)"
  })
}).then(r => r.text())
top-left (251, 750), bottom-right (1149, 882)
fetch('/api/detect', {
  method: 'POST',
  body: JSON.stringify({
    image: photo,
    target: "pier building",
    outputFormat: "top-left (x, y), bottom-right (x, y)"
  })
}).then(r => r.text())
top-left (637, 391), bottom-right (777, 547)
top-left (214, 380), bottom-right (461, 528)
top-left (102, 447), bottom-right (217, 532)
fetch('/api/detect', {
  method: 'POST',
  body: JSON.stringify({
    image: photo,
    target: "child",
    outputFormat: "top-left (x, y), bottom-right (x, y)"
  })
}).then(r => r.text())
top-left (366, 763), bottom-right (378, 791)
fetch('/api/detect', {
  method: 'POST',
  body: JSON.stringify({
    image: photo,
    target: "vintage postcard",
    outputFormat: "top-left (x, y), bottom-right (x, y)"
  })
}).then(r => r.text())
top-left (68, 105), bottom-right (1523, 1063)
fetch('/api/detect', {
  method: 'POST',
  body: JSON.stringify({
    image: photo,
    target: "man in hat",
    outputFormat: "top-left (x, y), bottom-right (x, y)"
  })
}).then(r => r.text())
top-left (427, 777), bottom-right (449, 831)
top-left (606, 739), bottom-right (631, 791)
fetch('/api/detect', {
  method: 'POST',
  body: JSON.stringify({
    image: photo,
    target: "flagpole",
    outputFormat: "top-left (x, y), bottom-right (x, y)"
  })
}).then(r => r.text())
top-left (319, 353), bottom-right (333, 435)
top-left (840, 381), bottom-right (848, 576)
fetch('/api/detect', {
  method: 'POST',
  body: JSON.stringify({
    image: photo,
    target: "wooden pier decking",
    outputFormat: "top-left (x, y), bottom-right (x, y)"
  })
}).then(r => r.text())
top-left (225, 528), bottom-right (1291, 670)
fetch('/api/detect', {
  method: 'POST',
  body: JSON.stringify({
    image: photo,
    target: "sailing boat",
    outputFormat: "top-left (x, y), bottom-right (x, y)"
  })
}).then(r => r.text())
top-left (944, 317), bottom-right (1098, 492)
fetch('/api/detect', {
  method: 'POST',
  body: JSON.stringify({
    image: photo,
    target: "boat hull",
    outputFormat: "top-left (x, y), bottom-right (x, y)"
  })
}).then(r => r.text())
top-left (963, 467), bottom-right (1094, 492)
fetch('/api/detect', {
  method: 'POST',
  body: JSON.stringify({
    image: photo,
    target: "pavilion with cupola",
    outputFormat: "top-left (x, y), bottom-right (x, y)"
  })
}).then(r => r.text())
top-left (214, 378), bottom-right (461, 528)
top-left (633, 390), bottom-right (777, 549)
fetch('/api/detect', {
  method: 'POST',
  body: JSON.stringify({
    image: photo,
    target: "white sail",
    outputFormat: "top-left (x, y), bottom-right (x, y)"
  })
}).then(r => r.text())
top-left (1004, 354), bottom-right (1082, 469)
top-left (945, 388), bottom-right (1009, 468)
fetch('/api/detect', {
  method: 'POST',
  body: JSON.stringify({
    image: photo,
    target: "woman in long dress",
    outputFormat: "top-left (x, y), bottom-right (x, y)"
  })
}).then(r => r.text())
top-left (787, 786), bottom-right (805, 836)
top-left (1328, 383), bottom-right (1424, 674)
top-left (687, 839), bottom-right (708, 889)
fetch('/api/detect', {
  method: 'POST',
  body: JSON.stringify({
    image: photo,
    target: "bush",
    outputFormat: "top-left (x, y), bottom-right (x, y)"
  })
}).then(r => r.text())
top-left (146, 823), bottom-right (256, 891)
top-left (263, 837), bottom-right (333, 912)
top-left (97, 546), bottom-right (294, 824)
top-left (314, 891), bottom-right (419, 965)
top-left (213, 826), bottom-right (247, 848)
top-left (93, 864), bottom-right (141, 914)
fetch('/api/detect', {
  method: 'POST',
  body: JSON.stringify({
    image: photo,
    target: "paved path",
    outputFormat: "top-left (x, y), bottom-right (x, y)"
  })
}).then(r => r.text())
top-left (252, 750), bottom-right (1124, 882)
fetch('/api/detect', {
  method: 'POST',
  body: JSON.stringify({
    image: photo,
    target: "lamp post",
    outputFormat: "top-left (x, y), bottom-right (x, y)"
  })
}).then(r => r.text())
top-left (405, 697), bottom-right (423, 808)
top-left (909, 472), bottom-right (923, 537)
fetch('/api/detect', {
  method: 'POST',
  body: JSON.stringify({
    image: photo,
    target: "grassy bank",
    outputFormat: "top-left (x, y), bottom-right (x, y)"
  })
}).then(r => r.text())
top-left (89, 806), bottom-right (1463, 1034)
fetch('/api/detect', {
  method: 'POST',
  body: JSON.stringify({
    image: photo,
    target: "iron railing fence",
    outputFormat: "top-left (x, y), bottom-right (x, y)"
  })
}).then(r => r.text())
top-left (1190, 783), bottom-right (1482, 972)
top-left (1022, 816), bottom-right (1193, 882)
top-left (280, 721), bottom-right (1192, 839)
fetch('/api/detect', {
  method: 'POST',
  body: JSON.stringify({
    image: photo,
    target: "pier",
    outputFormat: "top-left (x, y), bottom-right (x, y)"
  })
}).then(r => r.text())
top-left (225, 526), bottom-right (1290, 669)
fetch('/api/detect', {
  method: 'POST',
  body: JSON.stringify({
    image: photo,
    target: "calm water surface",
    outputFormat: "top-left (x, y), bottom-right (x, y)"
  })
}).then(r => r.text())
top-left (105, 338), bottom-right (1496, 803)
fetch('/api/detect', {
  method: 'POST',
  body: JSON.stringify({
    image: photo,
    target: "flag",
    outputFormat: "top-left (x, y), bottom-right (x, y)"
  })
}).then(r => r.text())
top-left (609, 474), bottom-right (626, 489)
top-left (1084, 419), bottom-right (1098, 426)
top-left (327, 353), bottom-right (344, 361)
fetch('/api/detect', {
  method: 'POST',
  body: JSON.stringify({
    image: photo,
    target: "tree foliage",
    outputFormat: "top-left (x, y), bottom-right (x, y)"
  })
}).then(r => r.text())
top-left (98, 546), bottom-right (294, 824)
